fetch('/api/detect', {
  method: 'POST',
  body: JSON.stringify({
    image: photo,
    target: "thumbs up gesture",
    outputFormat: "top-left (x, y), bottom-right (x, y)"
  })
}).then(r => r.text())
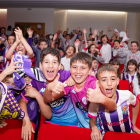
top-left (87, 80), bottom-right (104, 103)
top-left (47, 73), bottom-right (65, 94)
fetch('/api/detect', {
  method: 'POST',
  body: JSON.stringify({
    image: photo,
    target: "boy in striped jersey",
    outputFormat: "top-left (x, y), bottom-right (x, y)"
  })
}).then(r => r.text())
top-left (87, 64), bottom-right (140, 140)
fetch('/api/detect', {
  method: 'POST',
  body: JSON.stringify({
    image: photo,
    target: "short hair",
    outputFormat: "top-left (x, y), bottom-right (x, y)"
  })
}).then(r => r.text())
top-left (66, 46), bottom-right (76, 53)
top-left (70, 52), bottom-right (92, 69)
top-left (92, 57), bottom-right (97, 61)
top-left (66, 34), bottom-right (70, 37)
top-left (101, 34), bottom-right (108, 44)
top-left (89, 33), bottom-right (92, 37)
top-left (40, 48), bottom-right (61, 63)
top-left (1, 27), bottom-right (6, 30)
top-left (7, 25), bottom-right (12, 30)
top-left (39, 39), bottom-right (47, 45)
top-left (126, 59), bottom-right (137, 72)
top-left (114, 40), bottom-right (120, 44)
top-left (97, 64), bottom-right (117, 79)
top-left (131, 41), bottom-right (139, 47)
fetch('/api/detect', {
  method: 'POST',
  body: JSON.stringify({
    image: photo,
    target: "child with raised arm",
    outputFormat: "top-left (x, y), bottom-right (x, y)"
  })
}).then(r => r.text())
top-left (45, 52), bottom-right (116, 128)
top-left (5, 27), bottom-right (33, 61)
top-left (58, 26), bottom-right (79, 51)
top-left (88, 64), bottom-right (140, 140)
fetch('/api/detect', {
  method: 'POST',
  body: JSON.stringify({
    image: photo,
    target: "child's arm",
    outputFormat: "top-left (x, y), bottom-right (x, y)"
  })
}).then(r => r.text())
top-left (5, 34), bottom-right (20, 60)
top-left (44, 74), bottom-right (65, 103)
top-left (71, 27), bottom-right (80, 42)
top-left (74, 39), bottom-right (80, 54)
top-left (132, 99), bottom-right (140, 134)
top-left (90, 118), bottom-right (102, 140)
top-left (126, 27), bottom-right (129, 38)
top-left (106, 26), bottom-right (111, 39)
top-left (15, 28), bottom-right (34, 58)
top-left (0, 57), bottom-right (22, 82)
top-left (25, 86), bottom-right (52, 119)
top-left (87, 81), bottom-right (117, 111)
top-left (19, 98), bottom-right (35, 140)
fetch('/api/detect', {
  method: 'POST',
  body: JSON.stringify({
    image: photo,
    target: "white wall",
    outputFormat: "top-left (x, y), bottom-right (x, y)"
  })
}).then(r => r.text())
top-left (0, 9), bottom-right (7, 28)
top-left (66, 10), bottom-right (127, 38)
top-left (7, 8), bottom-right (54, 34)
top-left (54, 9), bottom-right (67, 34)
top-left (126, 12), bottom-right (136, 47)
top-left (135, 12), bottom-right (140, 46)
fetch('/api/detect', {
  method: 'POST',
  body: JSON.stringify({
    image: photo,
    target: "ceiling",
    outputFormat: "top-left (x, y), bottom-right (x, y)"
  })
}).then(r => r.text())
top-left (1, 0), bottom-right (140, 12)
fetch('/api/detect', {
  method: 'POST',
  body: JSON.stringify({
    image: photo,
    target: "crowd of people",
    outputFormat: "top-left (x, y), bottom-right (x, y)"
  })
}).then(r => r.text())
top-left (0, 25), bottom-right (140, 140)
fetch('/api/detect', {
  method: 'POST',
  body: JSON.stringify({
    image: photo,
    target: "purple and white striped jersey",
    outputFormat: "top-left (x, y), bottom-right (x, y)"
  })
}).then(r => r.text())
top-left (88, 90), bottom-right (137, 136)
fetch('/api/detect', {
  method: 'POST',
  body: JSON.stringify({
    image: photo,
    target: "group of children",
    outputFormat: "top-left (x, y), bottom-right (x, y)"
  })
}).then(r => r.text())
top-left (0, 26), bottom-right (140, 140)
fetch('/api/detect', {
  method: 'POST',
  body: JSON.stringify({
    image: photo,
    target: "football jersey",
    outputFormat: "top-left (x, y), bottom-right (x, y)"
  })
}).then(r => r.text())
top-left (88, 90), bottom-right (137, 136)
top-left (64, 75), bottom-right (100, 128)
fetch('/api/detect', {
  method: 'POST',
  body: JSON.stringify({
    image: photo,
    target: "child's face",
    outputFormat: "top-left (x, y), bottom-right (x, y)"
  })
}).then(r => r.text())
top-left (40, 54), bottom-right (61, 83)
top-left (66, 47), bottom-right (74, 57)
top-left (39, 42), bottom-right (48, 51)
top-left (128, 64), bottom-right (136, 72)
top-left (113, 64), bottom-right (119, 70)
top-left (16, 43), bottom-right (26, 55)
top-left (90, 45), bottom-right (96, 54)
top-left (8, 36), bottom-right (15, 47)
top-left (98, 71), bottom-right (119, 99)
top-left (70, 61), bottom-right (91, 85)
top-left (89, 35), bottom-right (92, 40)
top-left (92, 60), bottom-right (97, 69)
top-left (131, 43), bottom-right (139, 53)
top-left (114, 42), bottom-right (120, 49)
top-left (65, 35), bottom-right (70, 40)
top-left (24, 76), bottom-right (32, 85)
top-left (102, 36), bottom-right (108, 44)
top-left (3, 77), bottom-right (16, 87)
top-left (111, 35), bottom-right (116, 41)
top-left (87, 41), bottom-right (92, 46)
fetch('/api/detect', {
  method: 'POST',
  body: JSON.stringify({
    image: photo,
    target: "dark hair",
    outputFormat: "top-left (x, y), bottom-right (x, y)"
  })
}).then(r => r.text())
top-left (2, 74), bottom-right (13, 83)
top-left (8, 35), bottom-right (16, 43)
top-left (92, 57), bottom-right (97, 61)
top-left (89, 33), bottom-right (92, 37)
top-left (70, 52), bottom-right (92, 69)
top-left (7, 25), bottom-right (12, 30)
top-left (126, 59), bottom-right (137, 72)
top-left (101, 34), bottom-right (108, 44)
top-left (111, 35), bottom-right (117, 42)
top-left (137, 63), bottom-right (140, 85)
top-left (66, 34), bottom-right (70, 37)
top-left (39, 39), bottom-right (47, 45)
top-left (109, 59), bottom-right (114, 64)
top-left (66, 46), bottom-right (76, 53)
top-left (88, 44), bottom-right (98, 57)
top-left (112, 59), bottom-right (121, 79)
top-left (131, 41), bottom-right (139, 47)
top-left (40, 48), bottom-right (61, 63)
top-left (63, 31), bottom-right (67, 37)
top-left (1, 27), bottom-right (6, 30)
top-left (114, 40), bottom-right (120, 44)
top-left (97, 64), bottom-right (117, 79)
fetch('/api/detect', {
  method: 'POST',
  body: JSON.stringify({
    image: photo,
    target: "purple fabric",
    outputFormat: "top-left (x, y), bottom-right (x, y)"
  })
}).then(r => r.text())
top-left (0, 82), bottom-right (25, 120)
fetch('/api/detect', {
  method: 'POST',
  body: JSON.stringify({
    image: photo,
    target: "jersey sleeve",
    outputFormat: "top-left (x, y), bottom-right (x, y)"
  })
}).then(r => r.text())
top-left (88, 102), bottom-right (99, 118)
top-left (129, 91), bottom-right (137, 107)
top-left (58, 70), bottom-right (71, 83)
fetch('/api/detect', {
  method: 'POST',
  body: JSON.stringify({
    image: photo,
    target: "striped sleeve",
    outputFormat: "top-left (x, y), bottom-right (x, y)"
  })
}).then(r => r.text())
top-left (88, 103), bottom-right (99, 118)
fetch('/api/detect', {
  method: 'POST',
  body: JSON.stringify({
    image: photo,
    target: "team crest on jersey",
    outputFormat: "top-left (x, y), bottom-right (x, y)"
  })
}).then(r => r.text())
top-left (122, 106), bottom-right (128, 115)
top-left (82, 97), bottom-right (87, 105)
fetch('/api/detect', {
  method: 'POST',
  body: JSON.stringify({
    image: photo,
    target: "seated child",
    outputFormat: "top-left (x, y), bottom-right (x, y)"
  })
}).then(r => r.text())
top-left (123, 59), bottom-right (137, 91)
top-left (92, 57), bottom-right (98, 77)
top-left (5, 27), bottom-right (33, 60)
top-left (112, 59), bottom-right (121, 80)
top-left (88, 64), bottom-right (140, 140)
top-left (133, 63), bottom-right (140, 99)
top-left (46, 52), bottom-right (117, 128)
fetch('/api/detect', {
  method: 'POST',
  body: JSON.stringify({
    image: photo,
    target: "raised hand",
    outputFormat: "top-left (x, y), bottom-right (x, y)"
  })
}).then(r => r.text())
top-left (53, 33), bottom-right (58, 41)
top-left (45, 32), bottom-right (47, 36)
top-left (74, 39), bottom-right (80, 47)
top-left (1, 34), bottom-right (7, 40)
top-left (92, 29), bottom-right (98, 38)
top-left (107, 26), bottom-right (112, 29)
top-left (48, 74), bottom-right (65, 94)
top-left (4, 56), bottom-right (23, 75)
top-left (83, 28), bottom-right (87, 34)
top-left (27, 28), bottom-right (33, 38)
top-left (14, 27), bottom-right (23, 40)
top-left (25, 86), bottom-right (38, 99)
top-left (99, 30), bottom-right (103, 35)
top-left (77, 27), bottom-right (80, 33)
top-left (87, 80), bottom-right (103, 103)
top-left (58, 26), bottom-right (60, 31)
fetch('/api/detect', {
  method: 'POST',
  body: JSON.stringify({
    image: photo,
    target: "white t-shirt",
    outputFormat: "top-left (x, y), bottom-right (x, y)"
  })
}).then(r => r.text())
top-left (61, 56), bottom-right (71, 70)
top-left (100, 44), bottom-right (111, 63)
